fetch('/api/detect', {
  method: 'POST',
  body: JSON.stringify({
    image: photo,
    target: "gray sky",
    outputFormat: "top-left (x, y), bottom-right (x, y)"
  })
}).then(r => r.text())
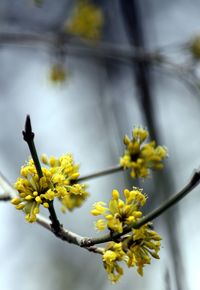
top-left (1, 1), bottom-right (200, 290)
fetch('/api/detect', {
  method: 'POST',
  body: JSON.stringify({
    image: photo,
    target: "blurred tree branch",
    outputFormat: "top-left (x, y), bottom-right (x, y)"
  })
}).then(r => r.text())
top-left (1, 31), bottom-right (199, 96)
top-left (0, 31), bottom-right (178, 64)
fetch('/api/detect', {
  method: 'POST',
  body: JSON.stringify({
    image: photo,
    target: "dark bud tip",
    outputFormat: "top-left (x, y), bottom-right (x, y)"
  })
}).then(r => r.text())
top-left (22, 115), bottom-right (34, 142)
top-left (191, 170), bottom-right (200, 186)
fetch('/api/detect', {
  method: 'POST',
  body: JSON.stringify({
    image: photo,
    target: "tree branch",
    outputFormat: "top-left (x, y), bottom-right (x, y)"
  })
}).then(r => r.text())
top-left (1, 32), bottom-right (195, 99)
top-left (81, 169), bottom-right (200, 246)
top-left (35, 210), bottom-right (103, 254)
top-left (0, 193), bottom-right (11, 201)
top-left (1, 165), bottom-right (200, 251)
top-left (0, 31), bottom-right (164, 64)
top-left (78, 164), bottom-right (122, 182)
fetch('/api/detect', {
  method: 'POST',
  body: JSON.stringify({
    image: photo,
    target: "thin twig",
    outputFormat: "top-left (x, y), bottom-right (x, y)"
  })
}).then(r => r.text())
top-left (0, 171), bottom-right (16, 199)
top-left (48, 201), bottom-right (62, 233)
top-left (36, 211), bottom-right (103, 254)
top-left (0, 31), bottom-right (163, 64)
top-left (36, 208), bottom-right (102, 253)
top-left (155, 56), bottom-right (200, 97)
top-left (78, 165), bottom-right (123, 182)
top-left (0, 193), bottom-right (11, 201)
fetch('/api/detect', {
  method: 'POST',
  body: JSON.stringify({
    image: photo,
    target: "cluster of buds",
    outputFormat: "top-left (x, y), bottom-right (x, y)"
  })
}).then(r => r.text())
top-left (11, 154), bottom-right (88, 222)
top-left (91, 189), bottom-right (161, 282)
top-left (120, 127), bottom-right (168, 178)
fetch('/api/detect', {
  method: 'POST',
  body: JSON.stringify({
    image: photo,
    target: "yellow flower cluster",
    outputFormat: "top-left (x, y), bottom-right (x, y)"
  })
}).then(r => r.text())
top-left (11, 154), bottom-right (88, 222)
top-left (49, 64), bottom-right (67, 84)
top-left (91, 188), bottom-right (161, 282)
top-left (102, 242), bottom-right (125, 283)
top-left (91, 188), bottom-right (146, 233)
top-left (120, 127), bottom-right (168, 178)
top-left (65, 0), bottom-right (103, 41)
top-left (125, 224), bottom-right (161, 276)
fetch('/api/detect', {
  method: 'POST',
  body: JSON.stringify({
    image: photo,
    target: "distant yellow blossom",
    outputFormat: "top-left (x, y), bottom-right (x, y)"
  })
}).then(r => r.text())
top-left (65, 0), bottom-right (103, 41)
top-left (32, 0), bottom-right (43, 7)
top-left (11, 154), bottom-right (88, 222)
top-left (120, 127), bottom-right (168, 178)
top-left (49, 64), bottom-right (68, 83)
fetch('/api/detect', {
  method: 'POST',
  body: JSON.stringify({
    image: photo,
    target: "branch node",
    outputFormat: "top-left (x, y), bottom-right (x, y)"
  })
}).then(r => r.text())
top-left (80, 238), bottom-right (93, 248)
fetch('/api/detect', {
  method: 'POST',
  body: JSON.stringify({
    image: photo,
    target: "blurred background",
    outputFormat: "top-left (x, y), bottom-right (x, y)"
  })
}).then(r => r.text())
top-left (1, 0), bottom-right (200, 289)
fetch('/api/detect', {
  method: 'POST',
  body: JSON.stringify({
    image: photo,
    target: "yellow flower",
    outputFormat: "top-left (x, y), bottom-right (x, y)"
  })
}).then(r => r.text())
top-left (91, 188), bottom-right (147, 233)
top-left (92, 187), bottom-right (162, 282)
top-left (103, 242), bottom-right (125, 283)
top-left (102, 225), bottom-right (161, 282)
top-left (91, 201), bottom-right (107, 216)
top-left (49, 64), bottom-right (68, 84)
top-left (95, 219), bottom-right (107, 231)
top-left (102, 224), bottom-right (161, 282)
top-left (61, 183), bottom-right (88, 213)
top-left (65, 0), bottom-right (103, 41)
top-left (123, 224), bottom-right (162, 276)
top-left (120, 127), bottom-right (168, 178)
top-left (11, 154), bottom-right (88, 222)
